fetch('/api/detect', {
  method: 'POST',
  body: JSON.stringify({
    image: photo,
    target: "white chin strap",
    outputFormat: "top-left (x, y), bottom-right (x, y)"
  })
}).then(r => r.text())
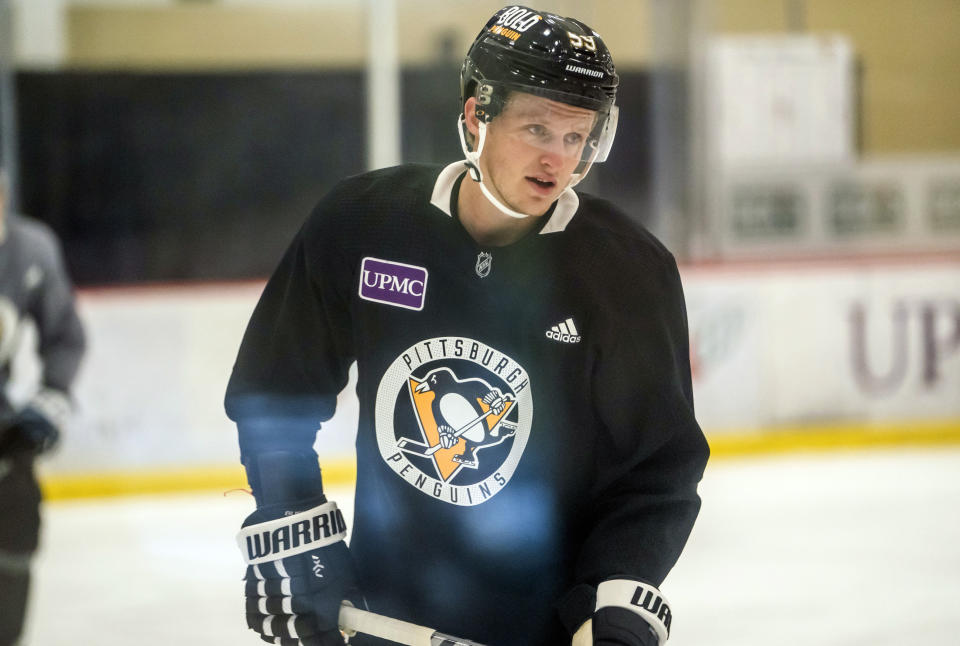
top-left (457, 116), bottom-right (531, 220)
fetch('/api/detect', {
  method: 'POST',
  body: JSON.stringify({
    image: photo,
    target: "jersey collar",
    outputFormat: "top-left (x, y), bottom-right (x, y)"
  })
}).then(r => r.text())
top-left (429, 161), bottom-right (579, 234)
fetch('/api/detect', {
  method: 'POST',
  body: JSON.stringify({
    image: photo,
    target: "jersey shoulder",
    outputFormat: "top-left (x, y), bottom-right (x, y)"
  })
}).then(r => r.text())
top-left (4, 213), bottom-right (63, 266)
top-left (319, 164), bottom-right (444, 218)
top-left (296, 164), bottom-right (447, 273)
top-left (569, 191), bottom-right (678, 279)
top-left (568, 194), bottom-right (690, 355)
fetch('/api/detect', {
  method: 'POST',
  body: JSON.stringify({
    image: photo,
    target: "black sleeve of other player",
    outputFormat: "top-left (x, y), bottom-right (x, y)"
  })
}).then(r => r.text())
top-left (224, 198), bottom-right (356, 463)
top-left (576, 251), bottom-right (709, 590)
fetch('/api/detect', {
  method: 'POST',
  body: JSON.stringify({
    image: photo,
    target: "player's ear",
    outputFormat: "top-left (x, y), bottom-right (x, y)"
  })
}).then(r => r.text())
top-left (463, 97), bottom-right (480, 138)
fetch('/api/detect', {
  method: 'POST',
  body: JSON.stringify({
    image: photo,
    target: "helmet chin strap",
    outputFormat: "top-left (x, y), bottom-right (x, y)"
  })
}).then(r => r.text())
top-left (457, 115), bottom-right (531, 220)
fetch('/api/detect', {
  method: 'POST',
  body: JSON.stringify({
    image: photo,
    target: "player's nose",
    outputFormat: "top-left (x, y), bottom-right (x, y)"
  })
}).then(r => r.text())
top-left (539, 147), bottom-right (563, 171)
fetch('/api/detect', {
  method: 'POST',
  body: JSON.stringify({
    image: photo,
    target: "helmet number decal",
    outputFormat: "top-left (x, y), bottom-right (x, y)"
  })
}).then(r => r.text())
top-left (567, 32), bottom-right (597, 52)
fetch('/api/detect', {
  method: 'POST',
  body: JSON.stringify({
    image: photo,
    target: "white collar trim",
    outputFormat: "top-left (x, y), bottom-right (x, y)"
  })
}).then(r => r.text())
top-left (429, 161), bottom-right (579, 234)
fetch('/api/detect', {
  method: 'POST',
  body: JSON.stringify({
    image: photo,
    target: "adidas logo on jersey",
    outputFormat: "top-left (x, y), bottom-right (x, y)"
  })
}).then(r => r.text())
top-left (546, 318), bottom-right (581, 344)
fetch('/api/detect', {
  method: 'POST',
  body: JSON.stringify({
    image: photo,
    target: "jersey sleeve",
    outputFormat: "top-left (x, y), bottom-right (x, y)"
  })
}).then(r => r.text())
top-left (224, 197), bottom-right (356, 463)
top-left (576, 249), bottom-right (708, 592)
top-left (25, 223), bottom-right (85, 394)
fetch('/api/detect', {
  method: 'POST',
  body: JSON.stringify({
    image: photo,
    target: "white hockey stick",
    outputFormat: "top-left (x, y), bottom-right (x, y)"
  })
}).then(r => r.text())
top-left (339, 603), bottom-right (487, 646)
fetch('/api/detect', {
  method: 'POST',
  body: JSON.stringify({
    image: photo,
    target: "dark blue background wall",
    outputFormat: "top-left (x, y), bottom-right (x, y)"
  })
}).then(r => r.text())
top-left (16, 68), bottom-right (651, 285)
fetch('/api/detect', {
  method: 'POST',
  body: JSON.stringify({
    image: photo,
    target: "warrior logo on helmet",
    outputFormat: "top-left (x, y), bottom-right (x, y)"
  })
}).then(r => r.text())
top-left (375, 336), bottom-right (533, 507)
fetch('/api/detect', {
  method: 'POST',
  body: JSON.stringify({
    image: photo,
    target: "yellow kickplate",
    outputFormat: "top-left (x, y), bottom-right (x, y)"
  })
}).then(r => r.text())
top-left (40, 460), bottom-right (357, 501)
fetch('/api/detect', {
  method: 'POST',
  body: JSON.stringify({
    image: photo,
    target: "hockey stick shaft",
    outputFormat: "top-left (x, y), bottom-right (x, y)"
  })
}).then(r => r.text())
top-left (422, 409), bottom-right (494, 456)
top-left (339, 604), bottom-right (487, 646)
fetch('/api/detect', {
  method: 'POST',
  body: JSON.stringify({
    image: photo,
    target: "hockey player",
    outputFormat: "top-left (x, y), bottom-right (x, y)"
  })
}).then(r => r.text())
top-left (0, 167), bottom-right (85, 646)
top-left (226, 5), bottom-right (708, 645)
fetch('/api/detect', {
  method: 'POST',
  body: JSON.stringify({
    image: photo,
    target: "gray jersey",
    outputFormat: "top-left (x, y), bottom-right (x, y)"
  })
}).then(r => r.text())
top-left (0, 213), bottom-right (85, 411)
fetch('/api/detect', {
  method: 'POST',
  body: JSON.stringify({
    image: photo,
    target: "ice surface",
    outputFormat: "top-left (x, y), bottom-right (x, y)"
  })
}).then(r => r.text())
top-left (22, 447), bottom-right (960, 645)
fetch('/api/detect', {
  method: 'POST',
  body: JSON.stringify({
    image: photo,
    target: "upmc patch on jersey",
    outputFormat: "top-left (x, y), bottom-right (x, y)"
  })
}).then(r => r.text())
top-left (375, 337), bottom-right (533, 506)
top-left (358, 257), bottom-right (428, 311)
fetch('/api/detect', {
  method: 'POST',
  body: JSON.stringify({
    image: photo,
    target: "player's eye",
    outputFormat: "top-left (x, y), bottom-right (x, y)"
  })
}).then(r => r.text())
top-left (564, 132), bottom-right (584, 147)
top-left (526, 124), bottom-right (548, 138)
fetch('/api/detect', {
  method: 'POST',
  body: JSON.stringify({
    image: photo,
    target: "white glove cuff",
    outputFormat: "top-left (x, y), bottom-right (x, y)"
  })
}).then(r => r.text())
top-left (595, 579), bottom-right (672, 644)
top-left (236, 501), bottom-right (347, 565)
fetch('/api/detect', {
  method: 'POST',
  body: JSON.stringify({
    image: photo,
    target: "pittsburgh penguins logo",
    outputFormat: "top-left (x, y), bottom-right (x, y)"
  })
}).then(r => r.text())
top-left (375, 337), bottom-right (532, 506)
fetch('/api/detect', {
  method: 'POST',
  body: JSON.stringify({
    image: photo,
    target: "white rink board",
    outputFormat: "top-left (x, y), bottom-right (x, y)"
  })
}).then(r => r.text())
top-left (20, 281), bottom-right (358, 477)
top-left (16, 259), bottom-right (960, 476)
top-left (684, 259), bottom-right (960, 429)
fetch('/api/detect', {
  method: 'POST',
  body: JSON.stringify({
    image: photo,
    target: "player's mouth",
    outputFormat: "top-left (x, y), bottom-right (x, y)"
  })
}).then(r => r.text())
top-left (526, 176), bottom-right (557, 195)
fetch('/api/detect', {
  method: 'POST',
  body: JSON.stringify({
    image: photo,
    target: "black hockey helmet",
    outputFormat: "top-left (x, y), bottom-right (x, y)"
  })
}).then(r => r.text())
top-left (459, 5), bottom-right (620, 170)
top-left (460, 5), bottom-right (619, 120)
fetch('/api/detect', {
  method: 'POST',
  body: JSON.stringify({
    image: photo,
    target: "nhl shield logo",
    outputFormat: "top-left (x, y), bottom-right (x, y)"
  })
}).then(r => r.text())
top-left (375, 337), bottom-right (533, 506)
top-left (475, 252), bottom-right (492, 278)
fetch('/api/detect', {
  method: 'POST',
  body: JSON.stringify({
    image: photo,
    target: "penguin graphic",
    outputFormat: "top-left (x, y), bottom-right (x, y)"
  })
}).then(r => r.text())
top-left (407, 367), bottom-right (515, 468)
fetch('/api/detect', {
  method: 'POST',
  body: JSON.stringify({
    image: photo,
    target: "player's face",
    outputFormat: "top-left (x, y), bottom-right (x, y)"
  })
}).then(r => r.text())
top-left (479, 93), bottom-right (596, 216)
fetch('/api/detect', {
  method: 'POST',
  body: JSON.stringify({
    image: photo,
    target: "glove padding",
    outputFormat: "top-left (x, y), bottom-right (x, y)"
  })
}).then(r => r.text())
top-left (0, 387), bottom-right (71, 456)
top-left (593, 579), bottom-right (671, 646)
top-left (564, 579), bottom-right (671, 646)
top-left (592, 607), bottom-right (659, 646)
top-left (1, 406), bottom-right (60, 455)
top-left (238, 497), bottom-right (360, 645)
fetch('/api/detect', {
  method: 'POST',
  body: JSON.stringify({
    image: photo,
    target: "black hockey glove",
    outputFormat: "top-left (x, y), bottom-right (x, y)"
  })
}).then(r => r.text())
top-left (0, 389), bottom-right (69, 456)
top-left (236, 452), bottom-right (361, 646)
top-left (592, 579), bottom-right (671, 646)
top-left (592, 607), bottom-right (659, 646)
top-left (563, 578), bottom-right (670, 646)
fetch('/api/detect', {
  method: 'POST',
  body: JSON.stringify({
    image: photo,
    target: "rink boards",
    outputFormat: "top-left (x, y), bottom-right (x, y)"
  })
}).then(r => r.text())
top-left (14, 257), bottom-right (958, 499)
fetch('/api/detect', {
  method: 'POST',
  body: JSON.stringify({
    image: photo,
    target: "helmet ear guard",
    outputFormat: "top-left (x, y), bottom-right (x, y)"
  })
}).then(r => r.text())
top-left (474, 83), bottom-right (498, 123)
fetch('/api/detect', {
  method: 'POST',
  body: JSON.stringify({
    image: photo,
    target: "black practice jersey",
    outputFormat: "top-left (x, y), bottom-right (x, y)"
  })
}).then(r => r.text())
top-left (226, 162), bottom-right (709, 645)
top-left (0, 213), bottom-right (85, 413)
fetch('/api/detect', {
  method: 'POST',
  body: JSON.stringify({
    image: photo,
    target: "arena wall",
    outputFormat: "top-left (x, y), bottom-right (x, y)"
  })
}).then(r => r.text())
top-left (24, 257), bottom-right (960, 498)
